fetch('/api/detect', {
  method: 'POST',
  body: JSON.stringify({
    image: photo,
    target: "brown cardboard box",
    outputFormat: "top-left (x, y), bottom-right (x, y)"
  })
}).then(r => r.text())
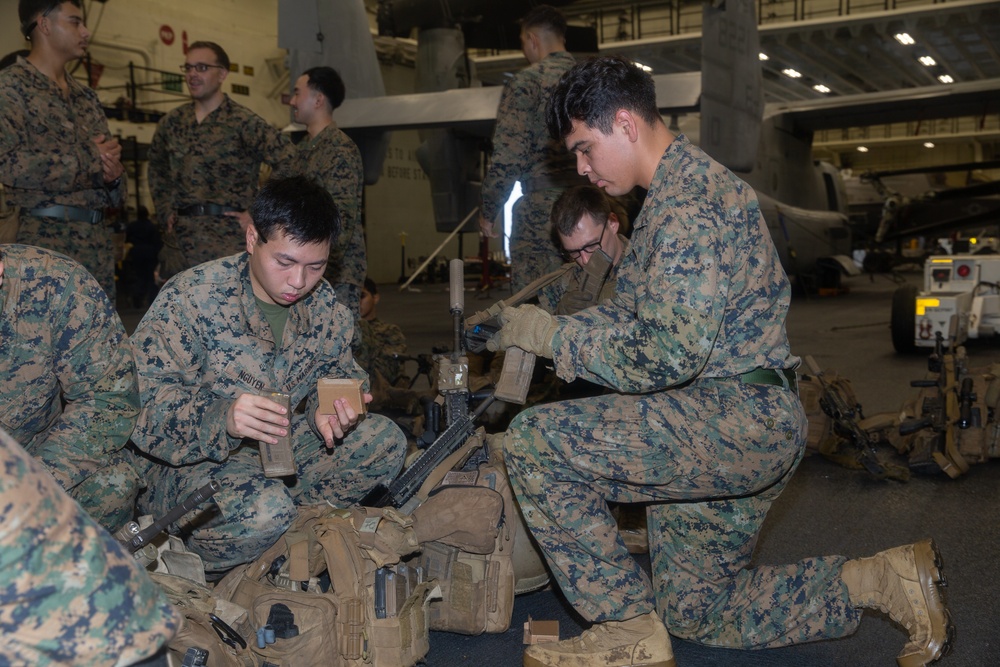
top-left (523, 617), bottom-right (559, 645)
top-left (317, 377), bottom-right (366, 415)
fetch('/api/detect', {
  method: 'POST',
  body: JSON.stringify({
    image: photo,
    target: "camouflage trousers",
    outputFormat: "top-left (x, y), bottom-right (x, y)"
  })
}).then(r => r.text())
top-left (173, 214), bottom-right (247, 271)
top-left (29, 447), bottom-right (142, 534)
top-left (504, 379), bottom-right (863, 648)
top-left (330, 281), bottom-right (361, 320)
top-left (17, 213), bottom-right (116, 302)
top-left (510, 189), bottom-right (568, 294)
top-left (137, 412), bottom-right (406, 573)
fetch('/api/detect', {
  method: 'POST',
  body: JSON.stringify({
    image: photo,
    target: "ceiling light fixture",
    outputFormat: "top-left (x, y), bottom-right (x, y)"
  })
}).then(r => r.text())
top-left (918, 56), bottom-right (936, 66)
top-left (813, 84), bottom-right (831, 93)
top-left (894, 32), bottom-right (915, 45)
top-left (782, 68), bottom-right (802, 78)
top-left (633, 61), bottom-right (652, 73)
top-left (923, 142), bottom-right (935, 148)
top-left (758, 53), bottom-right (769, 61)
top-left (857, 146), bottom-right (869, 153)
top-left (938, 74), bottom-right (954, 83)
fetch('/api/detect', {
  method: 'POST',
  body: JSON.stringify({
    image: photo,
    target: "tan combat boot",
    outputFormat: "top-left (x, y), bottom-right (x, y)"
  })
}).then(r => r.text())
top-left (523, 611), bottom-right (676, 667)
top-left (841, 539), bottom-right (954, 667)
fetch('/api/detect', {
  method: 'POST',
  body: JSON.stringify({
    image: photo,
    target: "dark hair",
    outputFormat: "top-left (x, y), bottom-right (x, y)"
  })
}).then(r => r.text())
top-left (546, 55), bottom-right (660, 141)
top-left (551, 185), bottom-right (613, 236)
top-left (19, 0), bottom-right (81, 38)
top-left (302, 66), bottom-right (346, 111)
top-left (249, 175), bottom-right (340, 246)
top-left (0, 49), bottom-right (29, 70)
top-left (187, 41), bottom-right (230, 71)
top-left (363, 277), bottom-right (377, 295)
top-left (521, 5), bottom-right (567, 39)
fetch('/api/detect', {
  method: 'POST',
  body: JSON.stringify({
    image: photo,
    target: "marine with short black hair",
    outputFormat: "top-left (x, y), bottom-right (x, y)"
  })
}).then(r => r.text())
top-left (130, 175), bottom-right (407, 575)
top-left (289, 65), bottom-right (366, 315)
top-left (0, 0), bottom-right (125, 300)
top-left (147, 40), bottom-right (296, 273)
top-left (479, 4), bottom-right (581, 293)
top-left (494, 55), bottom-right (953, 667)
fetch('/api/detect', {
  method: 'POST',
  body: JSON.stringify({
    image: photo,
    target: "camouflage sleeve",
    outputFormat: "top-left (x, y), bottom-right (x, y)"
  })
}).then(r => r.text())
top-left (372, 322), bottom-right (407, 384)
top-left (0, 89), bottom-right (104, 194)
top-left (31, 277), bottom-right (140, 490)
top-left (552, 181), bottom-right (734, 391)
top-left (130, 298), bottom-right (239, 465)
top-left (0, 427), bottom-right (179, 666)
top-left (481, 75), bottom-right (542, 223)
top-left (146, 122), bottom-right (174, 225)
top-left (247, 113), bottom-right (297, 179)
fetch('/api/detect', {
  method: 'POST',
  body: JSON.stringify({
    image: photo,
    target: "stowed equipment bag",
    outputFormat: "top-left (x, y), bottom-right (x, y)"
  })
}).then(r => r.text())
top-left (214, 504), bottom-right (437, 667)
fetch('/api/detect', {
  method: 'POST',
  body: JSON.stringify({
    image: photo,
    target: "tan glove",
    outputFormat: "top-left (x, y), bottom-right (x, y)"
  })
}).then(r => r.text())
top-left (486, 304), bottom-right (558, 358)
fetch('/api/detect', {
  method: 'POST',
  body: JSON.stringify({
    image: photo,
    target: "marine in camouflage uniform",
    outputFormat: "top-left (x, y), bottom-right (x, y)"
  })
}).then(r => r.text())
top-left (147, 42), bottom-right (295, 272)
top-left (496, 56), bottom-right (951, 667)
top-left (289, 66), bottom-right (366, 316)
top-left (0, 244), bottom-right (141, 532)
top-left (538, 234), bottom-right (629, 316)
top-left (0, 426), bottom-right (179, 666)
top-left (479, 6), bottom-right (581, 293)
top-left (130, 177), bottom-right (406, 574)
top-left (0, 55), bottom-right (125, 300)
top-left (358, 317), bottom-right (407, 387)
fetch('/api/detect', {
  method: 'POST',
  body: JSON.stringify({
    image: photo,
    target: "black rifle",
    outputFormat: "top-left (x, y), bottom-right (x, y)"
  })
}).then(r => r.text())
top-left (360, 394), bottom-right (495, 512)
top-left (805, 356), bottom-right (890, 480)
top-left (118, 480), bottom-right (221, 553)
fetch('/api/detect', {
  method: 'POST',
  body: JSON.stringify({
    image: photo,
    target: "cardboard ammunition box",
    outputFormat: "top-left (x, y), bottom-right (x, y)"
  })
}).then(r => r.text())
top-left (523, 617), bottom-right (559, 645)
top-left (317, 377), bottom-right (366, 415)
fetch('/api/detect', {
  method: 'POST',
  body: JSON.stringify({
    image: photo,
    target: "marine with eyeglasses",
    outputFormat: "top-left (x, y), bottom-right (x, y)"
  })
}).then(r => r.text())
top-left (538, 185), bottom-right (631, 316)
top-left (147, 40), bottom-right (296, 273)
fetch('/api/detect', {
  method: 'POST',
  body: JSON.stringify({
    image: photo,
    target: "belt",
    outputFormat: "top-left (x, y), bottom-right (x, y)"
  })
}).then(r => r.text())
top-left (26, 205), bottom-right (103, 224)
top-left (176, 203), bottom-right (243, 217)
top-left (739, 368), bottom-right (798, 392)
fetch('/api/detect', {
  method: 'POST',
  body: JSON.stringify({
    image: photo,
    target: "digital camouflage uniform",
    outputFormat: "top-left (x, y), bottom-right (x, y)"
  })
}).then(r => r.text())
top-left (147, 95), bottom-right (295, 270)
top-left (482, 51), bottom-right (580, 293)
top-left (0, 244), bottom-right (141, 532)
top-left (505, 135), bottom-right (863, 647)
top-left (0, 57), bottom-right (125, 300)
top-left (357, 317), bottom-right (407, 387)
top-left (538, 234), bottom-right (630, 315)
top-left (129, 254), bottom-right (407, 573)
top-left (0, 425), bottom-right (179, 666)
top-left (298, 124), bottom-right (366, 315)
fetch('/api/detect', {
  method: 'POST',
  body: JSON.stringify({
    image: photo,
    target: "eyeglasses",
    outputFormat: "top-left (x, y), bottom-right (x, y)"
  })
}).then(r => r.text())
top-left (562, 217), bottom-right (608, 260)
top-left (180, 63), bottom-right (226, 73)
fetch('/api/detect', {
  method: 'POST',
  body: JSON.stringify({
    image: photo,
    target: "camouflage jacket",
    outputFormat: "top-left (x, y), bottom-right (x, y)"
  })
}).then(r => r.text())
top-left (539, 234), bottom-right (631, 314)
top-left (130, 254), bottom-right (366, 466)
top-left (551, 135), bottom-right (798, 388)
top-left (0, 244), bottom-right (140, 490)
top-left (147, 95), bottom-right (295, 224)
top-left (298, 124), bottom-right (366, 288)
top-left (357, 317), bottom-right (407, 385)
top-left (0, 57), bottom-right (125, 211)
top-left (480, 51), bottom-right (577, 223)
top-left (0, 426), bottom-right (179, 666)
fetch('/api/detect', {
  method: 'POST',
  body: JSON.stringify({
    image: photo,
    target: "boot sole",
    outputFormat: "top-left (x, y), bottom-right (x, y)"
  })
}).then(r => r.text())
top-left (896, 539), bottom-right (954, 667)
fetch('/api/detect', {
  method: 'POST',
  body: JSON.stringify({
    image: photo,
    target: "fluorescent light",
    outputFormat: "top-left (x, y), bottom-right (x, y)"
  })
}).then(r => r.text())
top-left (633, 61), bottom-right (652, 73)
top-left (923, 142), bottom-right (935, 148)
top-left (938, 74), bottom-right (954, 83)
top-left (813, 84), bottom-right (831, 93)
top-left (758, 53), bottom-right (769, 61)
top-left (918, 56), bottom-right (936, 66)
top-left (857, 146), bottom-right (869, 153)
top-left (781, 68), bottom-right (802, 78)
top-left (894, 33), bottom-right (915, 45)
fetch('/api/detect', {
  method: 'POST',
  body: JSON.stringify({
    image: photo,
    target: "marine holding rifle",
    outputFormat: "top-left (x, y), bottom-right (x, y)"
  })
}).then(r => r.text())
top-left (129, 175), bottom-right (407, 577)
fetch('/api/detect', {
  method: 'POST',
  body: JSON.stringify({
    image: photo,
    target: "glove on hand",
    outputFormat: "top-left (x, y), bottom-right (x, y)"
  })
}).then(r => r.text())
top-left (486, 304), bottom-right (558, 358)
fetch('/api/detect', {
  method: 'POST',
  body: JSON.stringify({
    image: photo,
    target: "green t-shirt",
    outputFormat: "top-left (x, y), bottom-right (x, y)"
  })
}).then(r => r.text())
top-left (255, 296), bottom-right (290, 346)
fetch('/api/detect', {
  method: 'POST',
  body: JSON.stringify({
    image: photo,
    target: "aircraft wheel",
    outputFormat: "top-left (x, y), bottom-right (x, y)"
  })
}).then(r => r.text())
top-left (891, 285), bottom-right (918, 354)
